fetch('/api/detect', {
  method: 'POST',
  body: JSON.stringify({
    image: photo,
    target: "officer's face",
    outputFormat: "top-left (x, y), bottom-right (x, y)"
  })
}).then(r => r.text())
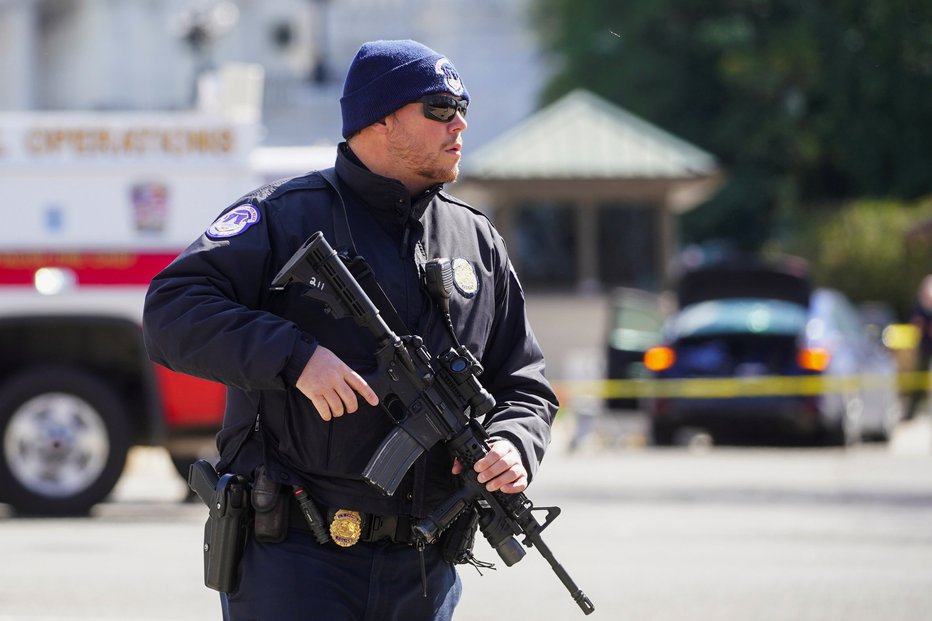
top-left (385, 94), bottom-right (467, 193)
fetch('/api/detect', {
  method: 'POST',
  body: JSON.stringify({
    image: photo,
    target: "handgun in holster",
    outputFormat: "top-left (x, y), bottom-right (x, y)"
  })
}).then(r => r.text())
top-left (188, 459), bottom-right (251, 593)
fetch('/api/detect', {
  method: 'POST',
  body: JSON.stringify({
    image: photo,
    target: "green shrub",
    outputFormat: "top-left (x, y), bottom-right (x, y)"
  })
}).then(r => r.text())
top-left (779, 196), bottom-right (932, 318)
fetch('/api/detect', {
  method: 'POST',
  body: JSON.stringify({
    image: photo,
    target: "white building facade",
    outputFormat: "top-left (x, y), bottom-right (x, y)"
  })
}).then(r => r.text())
top-left (0, 0), bottom-right (549, 148)
top-left (0, 0), bottom-right (722, 397)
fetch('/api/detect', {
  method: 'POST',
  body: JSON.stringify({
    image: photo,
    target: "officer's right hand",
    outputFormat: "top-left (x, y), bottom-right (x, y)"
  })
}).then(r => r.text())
top-left (296, 345), bottom-right (379, 421)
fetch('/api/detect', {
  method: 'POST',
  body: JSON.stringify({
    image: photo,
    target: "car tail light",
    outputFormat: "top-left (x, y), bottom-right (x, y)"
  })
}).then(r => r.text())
top-left (644, 346), bottom-right (676, 372)
top-left (797, 347), bottom-right (830, 372)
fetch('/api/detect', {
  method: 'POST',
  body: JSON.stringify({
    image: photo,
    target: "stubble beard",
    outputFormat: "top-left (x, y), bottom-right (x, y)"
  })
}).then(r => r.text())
top-left (387, 125), bottom-right (459, 187)
top-left (424, 159), bottom-right (459, 185)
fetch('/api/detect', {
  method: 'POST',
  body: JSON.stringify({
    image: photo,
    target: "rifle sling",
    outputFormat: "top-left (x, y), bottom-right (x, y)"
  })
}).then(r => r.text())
top-left (318, 167), bottom-right (411, 337)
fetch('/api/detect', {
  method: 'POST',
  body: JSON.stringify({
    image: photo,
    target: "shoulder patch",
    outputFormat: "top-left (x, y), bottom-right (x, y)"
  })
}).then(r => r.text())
top-left (206, 204), bottom-right (260, 238)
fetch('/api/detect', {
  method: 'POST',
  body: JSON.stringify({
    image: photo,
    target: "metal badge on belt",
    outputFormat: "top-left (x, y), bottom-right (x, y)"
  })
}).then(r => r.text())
top-left (330, 509), bottom-right (362, 547)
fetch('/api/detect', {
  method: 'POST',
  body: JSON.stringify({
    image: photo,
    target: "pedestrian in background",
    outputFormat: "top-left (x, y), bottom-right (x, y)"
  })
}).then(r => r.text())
top-left (142, 39), bottom-right (558, 620)
top-left (906, 274), bottom-right (932, 420)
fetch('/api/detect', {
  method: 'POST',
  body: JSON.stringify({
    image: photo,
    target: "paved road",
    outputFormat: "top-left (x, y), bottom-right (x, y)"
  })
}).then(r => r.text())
top-left (1, 415), bottom-right (931, 621)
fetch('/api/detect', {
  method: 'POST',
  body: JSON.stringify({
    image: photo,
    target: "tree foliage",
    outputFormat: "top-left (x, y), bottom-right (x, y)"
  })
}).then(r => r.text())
top-left (533, 0), bottom-right (932, 249)
top-left (778, 197), bottom-right (932, 318)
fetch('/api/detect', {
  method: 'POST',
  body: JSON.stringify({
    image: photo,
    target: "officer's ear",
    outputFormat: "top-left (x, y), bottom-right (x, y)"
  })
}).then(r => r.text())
top-left (370, 115), bottom-right (391, 134)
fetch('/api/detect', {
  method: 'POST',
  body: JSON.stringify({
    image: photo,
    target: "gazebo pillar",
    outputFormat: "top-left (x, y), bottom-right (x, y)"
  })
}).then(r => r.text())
top-left (576, 199), bottom-right (600, 292)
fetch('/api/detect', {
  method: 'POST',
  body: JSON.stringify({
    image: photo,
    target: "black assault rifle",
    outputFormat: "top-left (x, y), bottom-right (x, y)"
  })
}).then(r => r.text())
top-left (271, 232), bottom-right (595, 615)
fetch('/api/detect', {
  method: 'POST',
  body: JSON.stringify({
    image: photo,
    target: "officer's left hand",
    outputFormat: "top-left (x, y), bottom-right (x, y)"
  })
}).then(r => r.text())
top-left (451, 439), bottom-right (528, 494)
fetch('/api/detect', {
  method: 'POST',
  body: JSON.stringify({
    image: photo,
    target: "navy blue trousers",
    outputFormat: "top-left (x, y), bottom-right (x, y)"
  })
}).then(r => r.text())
top-left (221, 528), bottom-right (461, 621)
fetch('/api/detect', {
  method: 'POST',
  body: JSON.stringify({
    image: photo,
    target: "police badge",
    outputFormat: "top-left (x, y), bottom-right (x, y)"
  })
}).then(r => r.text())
top-left (329, 509), bottom-right (362, 547)
top-left (451, 258), bottom-right (479, 297)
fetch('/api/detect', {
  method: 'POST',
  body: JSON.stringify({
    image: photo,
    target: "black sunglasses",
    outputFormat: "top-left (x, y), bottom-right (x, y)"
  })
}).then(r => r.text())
top-left (419, 95), bottom-right (468, 122)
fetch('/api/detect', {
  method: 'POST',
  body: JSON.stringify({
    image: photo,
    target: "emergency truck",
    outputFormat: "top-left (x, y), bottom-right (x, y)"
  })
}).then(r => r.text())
top-left (0, 107), bottom-right (266, 515)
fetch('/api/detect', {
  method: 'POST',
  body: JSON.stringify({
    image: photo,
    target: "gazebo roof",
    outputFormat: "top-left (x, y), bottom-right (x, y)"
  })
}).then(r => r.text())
top-left (463, 89), bottom-right (718, 181)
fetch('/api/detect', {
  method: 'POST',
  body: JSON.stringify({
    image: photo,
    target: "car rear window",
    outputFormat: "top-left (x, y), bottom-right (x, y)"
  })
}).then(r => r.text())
top-left (670, 299), bottom-right (808, 339)
top-left (610, 306), bottom-right (665, 350)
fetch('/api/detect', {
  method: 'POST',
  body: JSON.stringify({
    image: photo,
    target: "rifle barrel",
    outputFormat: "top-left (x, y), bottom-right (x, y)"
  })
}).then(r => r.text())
top-left (527, 532), bottom-right (596, 615)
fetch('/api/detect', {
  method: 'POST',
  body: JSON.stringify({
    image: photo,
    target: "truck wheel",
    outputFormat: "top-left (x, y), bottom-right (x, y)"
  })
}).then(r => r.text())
top-left (0, 368), bottom-right (131, 516)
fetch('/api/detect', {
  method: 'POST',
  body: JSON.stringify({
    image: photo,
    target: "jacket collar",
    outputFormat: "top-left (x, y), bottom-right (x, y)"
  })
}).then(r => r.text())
top-left (335, 142), bottom-right (442, 225)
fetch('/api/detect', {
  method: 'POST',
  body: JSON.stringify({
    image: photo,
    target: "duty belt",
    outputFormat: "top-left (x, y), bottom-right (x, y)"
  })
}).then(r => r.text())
top-left (288, 496), bottom-right (417, 546)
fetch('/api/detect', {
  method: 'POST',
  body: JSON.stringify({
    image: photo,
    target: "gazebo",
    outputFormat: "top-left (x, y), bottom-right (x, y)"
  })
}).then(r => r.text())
top-left (458, 89), bottom-right (722, 292)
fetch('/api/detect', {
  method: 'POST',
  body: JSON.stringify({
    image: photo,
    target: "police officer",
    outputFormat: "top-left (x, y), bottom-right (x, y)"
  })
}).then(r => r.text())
top-left (143, 39), bottom-right (558, 621)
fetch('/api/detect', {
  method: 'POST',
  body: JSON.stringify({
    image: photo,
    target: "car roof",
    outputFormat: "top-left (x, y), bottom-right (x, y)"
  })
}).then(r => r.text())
top-left (676, 258), bottom-right (812, 308)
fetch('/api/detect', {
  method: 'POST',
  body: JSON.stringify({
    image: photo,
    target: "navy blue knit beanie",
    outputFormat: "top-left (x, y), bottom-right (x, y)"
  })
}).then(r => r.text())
top-left (340, 39), bottom-right (469, 138)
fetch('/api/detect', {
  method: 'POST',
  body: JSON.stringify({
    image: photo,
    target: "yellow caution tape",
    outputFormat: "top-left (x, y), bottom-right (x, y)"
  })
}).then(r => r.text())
top-left (554, 371), bottom-right (932, 400)
top-left (882, 324), bottom-right (920, 350)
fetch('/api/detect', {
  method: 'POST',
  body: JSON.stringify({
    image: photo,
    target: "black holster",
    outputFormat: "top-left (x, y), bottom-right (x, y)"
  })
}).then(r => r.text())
top-left (188, 460), bottom-right (251, 593)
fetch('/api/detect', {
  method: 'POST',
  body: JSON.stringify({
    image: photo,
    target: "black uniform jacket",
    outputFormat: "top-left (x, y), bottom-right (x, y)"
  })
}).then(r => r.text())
top-left (143, 144), bottom-right (558, 517)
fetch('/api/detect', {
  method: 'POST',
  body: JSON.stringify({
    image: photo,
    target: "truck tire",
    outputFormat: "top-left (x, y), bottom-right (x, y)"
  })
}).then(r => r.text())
top-left (0, 367), bottom-right (131, 516)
